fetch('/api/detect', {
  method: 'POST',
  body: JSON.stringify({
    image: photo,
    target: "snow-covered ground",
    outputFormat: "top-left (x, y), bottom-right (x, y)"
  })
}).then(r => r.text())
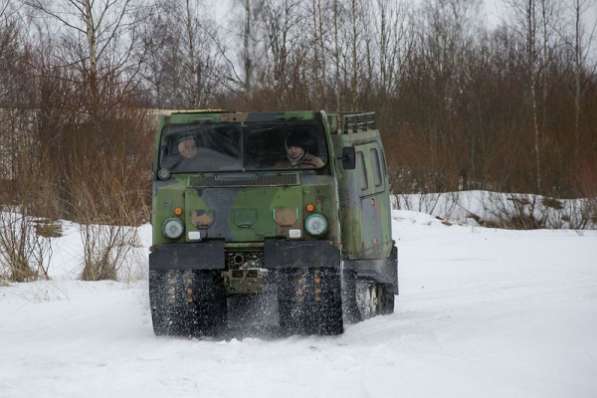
top-left (394, 191), bottom-right (597, 229)
top-left (1, 210), bottom-right (596, 398)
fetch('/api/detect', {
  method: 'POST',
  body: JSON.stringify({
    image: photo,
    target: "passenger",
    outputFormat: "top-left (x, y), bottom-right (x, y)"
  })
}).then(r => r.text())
top-left (280, 131), bottom-right (324, 168)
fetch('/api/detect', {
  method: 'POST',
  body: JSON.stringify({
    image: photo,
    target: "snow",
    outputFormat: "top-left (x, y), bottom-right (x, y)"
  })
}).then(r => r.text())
top-left (394, 190), bottom-right (597, 229)
top-left (1, 210), bottom-right (597, 397)
top-left (37, 221), bottom-right (153, 282)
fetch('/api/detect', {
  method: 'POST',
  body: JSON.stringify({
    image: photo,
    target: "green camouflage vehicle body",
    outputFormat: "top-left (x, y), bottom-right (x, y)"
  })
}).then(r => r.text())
top-left (149, 110), bottom-right (397, 336)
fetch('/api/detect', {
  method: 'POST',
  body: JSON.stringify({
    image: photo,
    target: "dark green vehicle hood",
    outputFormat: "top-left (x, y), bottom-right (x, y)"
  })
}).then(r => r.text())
top-left (152, 173), bottom-right (340, 246)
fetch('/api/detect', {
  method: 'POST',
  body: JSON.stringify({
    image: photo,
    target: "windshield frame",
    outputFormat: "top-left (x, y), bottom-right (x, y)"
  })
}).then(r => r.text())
top-left (158, 119), bottom-right (329, 174)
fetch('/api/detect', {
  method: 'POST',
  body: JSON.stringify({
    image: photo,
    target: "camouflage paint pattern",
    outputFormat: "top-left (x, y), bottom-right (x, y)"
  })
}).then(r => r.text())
top-left (152, 110), bottom-right (392, 267)
top-left (329, 117), bottom-right (393, 261)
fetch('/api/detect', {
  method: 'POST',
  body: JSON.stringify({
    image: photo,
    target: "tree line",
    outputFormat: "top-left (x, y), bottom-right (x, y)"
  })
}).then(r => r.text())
top-left (1, 0), bottom-right (596, 223)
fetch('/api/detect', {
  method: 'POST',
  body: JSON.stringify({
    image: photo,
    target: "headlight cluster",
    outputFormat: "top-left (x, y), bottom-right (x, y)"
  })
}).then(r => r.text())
top-left (162, 218), bottom-right (184, 239)
top-left (304, 213), bottom-right (328, 236)
top-left (162, 212), bottom-right (328, 239)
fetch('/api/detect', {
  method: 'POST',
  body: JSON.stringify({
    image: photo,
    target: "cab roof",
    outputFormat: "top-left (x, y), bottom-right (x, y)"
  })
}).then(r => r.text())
top-left (162, 111), bottom-right (320, 125)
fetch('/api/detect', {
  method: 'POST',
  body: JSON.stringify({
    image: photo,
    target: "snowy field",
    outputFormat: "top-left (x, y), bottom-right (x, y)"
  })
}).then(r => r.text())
top-left (393, 190), bottom-right (597, 229)
top-left (1, 210), bottom-right (596, 398)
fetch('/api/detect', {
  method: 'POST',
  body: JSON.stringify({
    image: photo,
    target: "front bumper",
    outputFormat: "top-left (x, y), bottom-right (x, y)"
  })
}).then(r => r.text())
top-left (149, 241), bottom-right (225, 271)
top-left (149, 240), bottom-right (340, 271)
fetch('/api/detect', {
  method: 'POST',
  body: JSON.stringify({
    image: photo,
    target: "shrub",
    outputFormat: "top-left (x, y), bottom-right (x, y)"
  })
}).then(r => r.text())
top-left (80, 223), bottom-right (141, 281)
top-left (0, 206), bottom-right (52, 282)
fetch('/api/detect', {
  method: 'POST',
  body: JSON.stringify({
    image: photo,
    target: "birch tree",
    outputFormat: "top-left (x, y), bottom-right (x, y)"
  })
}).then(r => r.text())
top-left (371, 0), bottom-right (413, 98)
top-left (349, 0), bottom-right (360, 110)
top-left (570, 0), bottom-right (597, 157)
top-left (242, 0), bottom-right (253, 95)
top-left (23, 0), bottom-right (144, 112)
top-left (333, 0), bottom-right (341, 111)
top-left (310, 0), bottom-right (327, 103)
top-left (142, 0), bottom-right (227, 107)
top-left (506, 0), bottom-right (543, 191)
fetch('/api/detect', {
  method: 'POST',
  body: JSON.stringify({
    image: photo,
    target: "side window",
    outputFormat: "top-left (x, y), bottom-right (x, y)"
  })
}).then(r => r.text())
top-left (370, 148), bottom-right (382, 187)
top-left (357, 151), bottom-right (368, 190)
top-left (379, 147), bottom-right (387, 175)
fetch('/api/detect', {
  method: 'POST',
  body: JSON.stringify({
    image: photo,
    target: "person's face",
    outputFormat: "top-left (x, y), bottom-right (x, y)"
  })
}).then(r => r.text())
top-left (178, 138), bottom-right (197, 159)
top-left (287, 145), bottom-right (304, 160)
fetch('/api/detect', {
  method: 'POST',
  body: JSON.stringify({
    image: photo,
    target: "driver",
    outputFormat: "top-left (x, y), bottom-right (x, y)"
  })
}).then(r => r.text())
top-left (172, 136), bottom-right (204, 170)
top-left (282, 131), bottom-right (324, 168)
top-left (178, 137), bottom-right (198, 159)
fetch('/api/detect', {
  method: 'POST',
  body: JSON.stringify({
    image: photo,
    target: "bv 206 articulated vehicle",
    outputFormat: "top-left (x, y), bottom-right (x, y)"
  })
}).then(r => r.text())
top-left (149, 111), bottom-right (397, 336)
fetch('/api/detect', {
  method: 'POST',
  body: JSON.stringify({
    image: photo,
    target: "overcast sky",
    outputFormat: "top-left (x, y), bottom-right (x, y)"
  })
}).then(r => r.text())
top-left (206, 0), bottom-right (596, 64)
top-left (208, 0), bottom-right (596, 32)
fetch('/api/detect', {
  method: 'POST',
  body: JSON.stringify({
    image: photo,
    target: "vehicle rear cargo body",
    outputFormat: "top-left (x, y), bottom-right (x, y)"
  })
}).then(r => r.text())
top-left (149, 110), bottom-right (397, 336)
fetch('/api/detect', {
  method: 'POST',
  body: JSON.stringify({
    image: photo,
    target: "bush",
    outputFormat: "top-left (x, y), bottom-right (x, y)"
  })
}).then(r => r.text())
top-left (0, 206), bottom-right (52, 282)
top-left (74, 166), bottom-right (145, 281)
top-left (483, 193), bottom-right (593, 230)
top-left (80, 223), bottom-right (141, 281)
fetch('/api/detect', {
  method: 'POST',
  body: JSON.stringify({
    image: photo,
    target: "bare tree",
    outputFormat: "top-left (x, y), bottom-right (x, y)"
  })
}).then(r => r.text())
top-left (506, 0), bottom-right (544, 192)
top-left (349, 0), bottom-right (360, 110)
top-left (310, 0), bottom-right (328, 104)
top-left (3, 0), bottom-right (596, 227)
top-left (569, 0), bottom-right (597, 157)
top-left (333, 0), bottom-right (341, 111)
top-left (374, 0), bottom-right (412, 97)
top-left (256, 0), bottom-right (304, 95)
top-left (0, 0), bottom-right (20, 105)
top-left (142, 0), bottom-right (228, 108)
top-left (243, 0), bottom-right (253, 95)
top-left (0, 205), bottom-right (52, 282)
top-left (23, 0), bottom-right (144, 112)
top-left (0, 0), bottom-right (12, 30)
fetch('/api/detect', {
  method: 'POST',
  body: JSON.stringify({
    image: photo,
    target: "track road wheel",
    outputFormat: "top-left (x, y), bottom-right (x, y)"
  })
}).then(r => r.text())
top-left (149, 270), bottom-right (227, 337)
top-left (380, 284), bottom-right (395, 315)
top-left (341, 270), bottom-right (361, 324)
top-left (355, 279), bottom-right (375, 319)
top-left (149, 269), bottom-right (168, 335)
top-left (355, 280), bottom-right (396, 319)
top-left (278, 268), bottom-right (343, 336)
top-left (315, 268), bottom-right (344, 335)
top-left (149, 269), bottom-right (181, 336)
top-left (186, 270), bottom-right (227, 337)
top-left (278, 269), bottom-right (306, 335)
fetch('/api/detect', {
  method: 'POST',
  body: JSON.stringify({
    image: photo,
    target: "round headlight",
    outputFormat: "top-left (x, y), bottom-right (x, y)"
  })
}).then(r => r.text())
top-left (157, 168), bottom-right (171, 180)
top-left (162, 218), bottom-right (184, 239)
top-left (304, 213), bottom-right (328, 236)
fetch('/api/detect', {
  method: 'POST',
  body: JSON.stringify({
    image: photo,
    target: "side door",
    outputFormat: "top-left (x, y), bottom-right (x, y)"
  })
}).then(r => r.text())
top-left (355, 143), bottom-right (383, 259)
top-left (369, 143), bottom-right (392, 258)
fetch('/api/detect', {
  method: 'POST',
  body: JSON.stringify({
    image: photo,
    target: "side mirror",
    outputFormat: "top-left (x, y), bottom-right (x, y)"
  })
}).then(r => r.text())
top-left (340, 146), bottom-right (356, 170)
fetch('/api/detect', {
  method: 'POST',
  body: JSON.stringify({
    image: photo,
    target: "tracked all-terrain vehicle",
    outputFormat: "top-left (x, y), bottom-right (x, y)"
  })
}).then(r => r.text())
top-left (149, 111), bottom-right (397, 336)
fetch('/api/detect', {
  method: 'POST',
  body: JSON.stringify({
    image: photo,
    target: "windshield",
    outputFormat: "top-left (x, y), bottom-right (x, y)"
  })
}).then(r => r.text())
top-left (159, 121), bottom-right (328, 173)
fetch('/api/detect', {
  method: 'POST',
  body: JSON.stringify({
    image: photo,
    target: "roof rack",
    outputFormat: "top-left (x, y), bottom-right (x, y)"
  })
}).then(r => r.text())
top-left (149, 108), bottom-right (230, 116)
top-left (340, 112), bottom-right (376, 134)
